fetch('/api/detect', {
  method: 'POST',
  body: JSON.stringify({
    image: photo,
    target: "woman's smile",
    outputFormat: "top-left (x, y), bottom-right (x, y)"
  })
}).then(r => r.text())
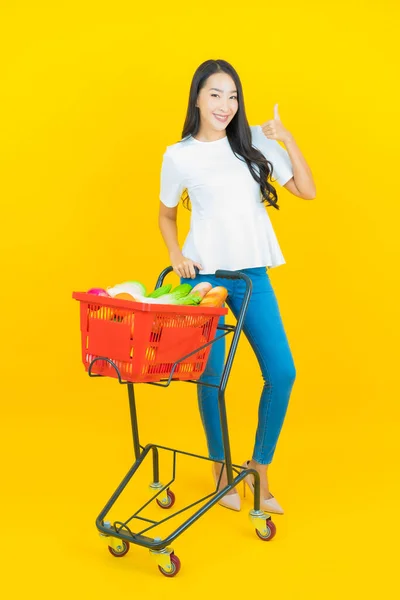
top-left (213, 114), bottom-right (229, 123)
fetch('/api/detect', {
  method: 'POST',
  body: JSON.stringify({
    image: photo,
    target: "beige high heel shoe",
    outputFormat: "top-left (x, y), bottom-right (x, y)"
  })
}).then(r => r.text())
top-left (241, 461), bottom-right (284, 515)
top-left (212, 464), bottom-right (241, 512)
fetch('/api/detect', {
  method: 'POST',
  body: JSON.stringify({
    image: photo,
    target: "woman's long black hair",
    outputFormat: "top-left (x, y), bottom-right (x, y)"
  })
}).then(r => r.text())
top-left (179, 59), bottom-right (280, 211)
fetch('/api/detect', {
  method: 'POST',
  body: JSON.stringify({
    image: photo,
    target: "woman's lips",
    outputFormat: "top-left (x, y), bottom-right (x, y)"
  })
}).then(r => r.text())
top-left (213, 114), bottom-right (229, 123)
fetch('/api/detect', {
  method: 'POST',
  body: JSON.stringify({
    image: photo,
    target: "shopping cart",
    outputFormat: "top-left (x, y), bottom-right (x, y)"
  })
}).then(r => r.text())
top-left (72, 267), bottom-right (276, 577)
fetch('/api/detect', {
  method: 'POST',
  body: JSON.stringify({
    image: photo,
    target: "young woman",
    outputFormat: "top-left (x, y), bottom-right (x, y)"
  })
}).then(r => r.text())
top-left (158, 59), bottom-right (316, 514)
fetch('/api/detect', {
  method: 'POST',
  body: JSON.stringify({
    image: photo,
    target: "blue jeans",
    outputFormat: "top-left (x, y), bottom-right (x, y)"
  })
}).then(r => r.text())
top-left (181, 267), bottom-right (296, 465)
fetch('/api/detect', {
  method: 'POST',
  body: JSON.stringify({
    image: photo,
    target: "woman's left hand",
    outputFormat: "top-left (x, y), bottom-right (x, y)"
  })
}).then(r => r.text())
top-left (261, 104), bottom-right (293, 145)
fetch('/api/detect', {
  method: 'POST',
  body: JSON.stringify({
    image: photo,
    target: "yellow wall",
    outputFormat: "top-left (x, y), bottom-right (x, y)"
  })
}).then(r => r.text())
top-left (1, 1), bottom-right (399, 597)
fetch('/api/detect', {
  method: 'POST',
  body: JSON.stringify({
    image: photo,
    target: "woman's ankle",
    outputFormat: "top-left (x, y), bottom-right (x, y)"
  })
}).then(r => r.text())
top-left (213, 461), bottom-right (223, 474)
top-left (247, 459), bottom-right (271, 496)
top-left (248, 459), bottom-right (269, 471)
top-left (213, 461), bottom-right (237, 495)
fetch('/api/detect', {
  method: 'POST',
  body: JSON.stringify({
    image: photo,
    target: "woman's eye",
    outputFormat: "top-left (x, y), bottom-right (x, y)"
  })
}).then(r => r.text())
top-left (211, 94), bottom-right (238, 100)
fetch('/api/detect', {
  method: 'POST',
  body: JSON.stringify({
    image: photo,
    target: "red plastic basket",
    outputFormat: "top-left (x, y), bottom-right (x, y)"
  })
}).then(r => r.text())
top-left (72, 292), bottom-right (228, 383)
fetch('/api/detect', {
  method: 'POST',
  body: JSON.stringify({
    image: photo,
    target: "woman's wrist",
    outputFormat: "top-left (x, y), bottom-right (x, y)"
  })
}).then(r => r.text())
top-left (170, 248), bottom-right (183, 261)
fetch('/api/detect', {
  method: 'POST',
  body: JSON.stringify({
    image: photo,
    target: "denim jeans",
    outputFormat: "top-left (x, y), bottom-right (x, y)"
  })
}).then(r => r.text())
top-left (180, 267), bottom-right (297, 465)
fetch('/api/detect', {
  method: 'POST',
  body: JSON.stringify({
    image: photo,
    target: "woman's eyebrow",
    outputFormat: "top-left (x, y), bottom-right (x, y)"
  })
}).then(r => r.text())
top-left (209, 87), bottom-right (238, 93)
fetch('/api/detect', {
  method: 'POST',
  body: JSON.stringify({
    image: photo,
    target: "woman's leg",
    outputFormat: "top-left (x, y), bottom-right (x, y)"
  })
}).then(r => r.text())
top-left (180, 274), bottom-right (234, 462)
top-left (228, 268), bottom-right (297, 470)
top-left (196, 310), bottom-right (226, 460)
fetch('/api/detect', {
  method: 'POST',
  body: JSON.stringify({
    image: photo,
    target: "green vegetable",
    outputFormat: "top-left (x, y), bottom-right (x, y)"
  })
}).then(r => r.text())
top-left (151, 284), bottom-right (195, 305)
top-left (170, 283), bottom-right (192, 298)
top-left (147, 284), bottom-right (172, 298)
top-left (179, 293), bottom-right (202, 305)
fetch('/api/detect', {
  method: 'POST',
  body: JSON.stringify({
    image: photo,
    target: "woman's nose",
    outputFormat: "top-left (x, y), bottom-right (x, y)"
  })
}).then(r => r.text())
top-left (219, 99), bottom-right (229, 112)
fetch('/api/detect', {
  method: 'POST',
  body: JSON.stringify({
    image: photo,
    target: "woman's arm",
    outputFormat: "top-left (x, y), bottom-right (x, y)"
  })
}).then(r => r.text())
top-left (281, 136), bottom-right (316, 200)
top-left (158, 202), bottom-right (203, 279)
top-left (261, 103), bottom-right (316, 200)
top-left (158, 202), bottom-right (181, 256)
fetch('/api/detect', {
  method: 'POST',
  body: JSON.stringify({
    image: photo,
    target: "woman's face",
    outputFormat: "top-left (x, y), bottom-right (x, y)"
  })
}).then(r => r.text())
top-left (196, 73), bottom-right (238, 133)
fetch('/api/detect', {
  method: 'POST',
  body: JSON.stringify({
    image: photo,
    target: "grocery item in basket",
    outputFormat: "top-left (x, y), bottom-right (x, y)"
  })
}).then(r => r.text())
top-left (189, 282), bottom-right (212, 301)
top-left (114, 292), bottom-right (136, 301)
top-left (152, 283), bottom-right (193, 304)
top-left (120, 283), bottom-right (196, 306)
top-left (147, 283), bottom-right (172, 298)
top-left (91, 277), bottom-right (226, 309)
top-left (87, 287), bottom-right (111, 297)
top-left (111, 293), bottom-right (137, 325)
top-left (107, 280), bottom-right (147, 298)
top-left (199, 286), bottom-right (228, 307)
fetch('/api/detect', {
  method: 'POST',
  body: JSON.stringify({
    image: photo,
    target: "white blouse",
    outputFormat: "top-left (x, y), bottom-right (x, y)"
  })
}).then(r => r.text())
top-left (159, 125), bottom-right (294, 275)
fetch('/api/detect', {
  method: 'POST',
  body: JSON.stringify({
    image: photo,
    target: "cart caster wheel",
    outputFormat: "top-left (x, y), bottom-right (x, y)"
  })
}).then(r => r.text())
top-left (158, 553), bottom-right (181, 577)
top-left (108, 540), bottom-right (130, 557)
top-left (255, 519), bottom-right (276, 541)
top-left (156, 489), bottom-right (176, 509)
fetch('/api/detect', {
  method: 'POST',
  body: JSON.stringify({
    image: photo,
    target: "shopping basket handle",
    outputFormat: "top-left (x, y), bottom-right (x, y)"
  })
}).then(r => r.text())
top-left (154, 266), bottom-right (174, 289)
top-left (154, 265), bottom-right (202, 288)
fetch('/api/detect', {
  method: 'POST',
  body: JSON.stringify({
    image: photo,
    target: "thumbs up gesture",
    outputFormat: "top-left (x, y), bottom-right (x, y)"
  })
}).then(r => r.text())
top-left (261, 104), bottom-right (292, 145)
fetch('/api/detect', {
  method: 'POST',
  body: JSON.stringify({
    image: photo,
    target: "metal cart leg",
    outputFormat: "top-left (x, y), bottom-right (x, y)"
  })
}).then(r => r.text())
top-left (151, 446), bottom-right (160, 484)
top-left (127, 383), bottom-right (141, 460)
top-left (149, 446), bottom-right (174, 507)
top-left (218, 390), bottom-right (234, 486)
top-left (127, 384), bottom-right (172, 507)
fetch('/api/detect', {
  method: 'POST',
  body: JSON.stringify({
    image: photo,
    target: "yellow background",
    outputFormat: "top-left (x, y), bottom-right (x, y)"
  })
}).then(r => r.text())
top-left (1, 1), bottom-right (399, 597)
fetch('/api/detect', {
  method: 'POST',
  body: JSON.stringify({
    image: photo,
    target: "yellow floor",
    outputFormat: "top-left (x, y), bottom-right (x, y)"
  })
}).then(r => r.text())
top-left (2, 371), bottom-right (398, 599)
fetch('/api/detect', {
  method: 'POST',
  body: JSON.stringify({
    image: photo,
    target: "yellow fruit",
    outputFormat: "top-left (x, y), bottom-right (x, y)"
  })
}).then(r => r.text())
top-left (114, 292), bottom-right (136, 301)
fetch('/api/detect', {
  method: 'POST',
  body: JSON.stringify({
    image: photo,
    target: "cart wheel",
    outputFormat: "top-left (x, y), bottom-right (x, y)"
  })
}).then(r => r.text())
top-left (156, 489), bottom-right (176, 509)
top-left (108, 540), bottom-right (130, 557)
top-left (158, 553), bottom-right (181, 577)
top-left (255, 519), bottom-right (276, 541)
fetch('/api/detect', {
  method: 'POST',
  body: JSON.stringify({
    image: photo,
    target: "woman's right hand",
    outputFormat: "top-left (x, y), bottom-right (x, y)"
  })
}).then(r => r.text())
top-left (170, 250), bottom-right (203, 279)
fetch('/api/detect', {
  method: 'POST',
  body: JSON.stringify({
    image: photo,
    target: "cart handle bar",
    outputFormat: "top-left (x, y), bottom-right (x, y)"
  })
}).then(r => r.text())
top-left (154, 266), bottom-right (252, 302)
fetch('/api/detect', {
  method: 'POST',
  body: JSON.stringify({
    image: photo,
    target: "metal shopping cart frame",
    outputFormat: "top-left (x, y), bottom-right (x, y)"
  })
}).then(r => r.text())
top-left (74, 267), bottom-right (276, 577)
